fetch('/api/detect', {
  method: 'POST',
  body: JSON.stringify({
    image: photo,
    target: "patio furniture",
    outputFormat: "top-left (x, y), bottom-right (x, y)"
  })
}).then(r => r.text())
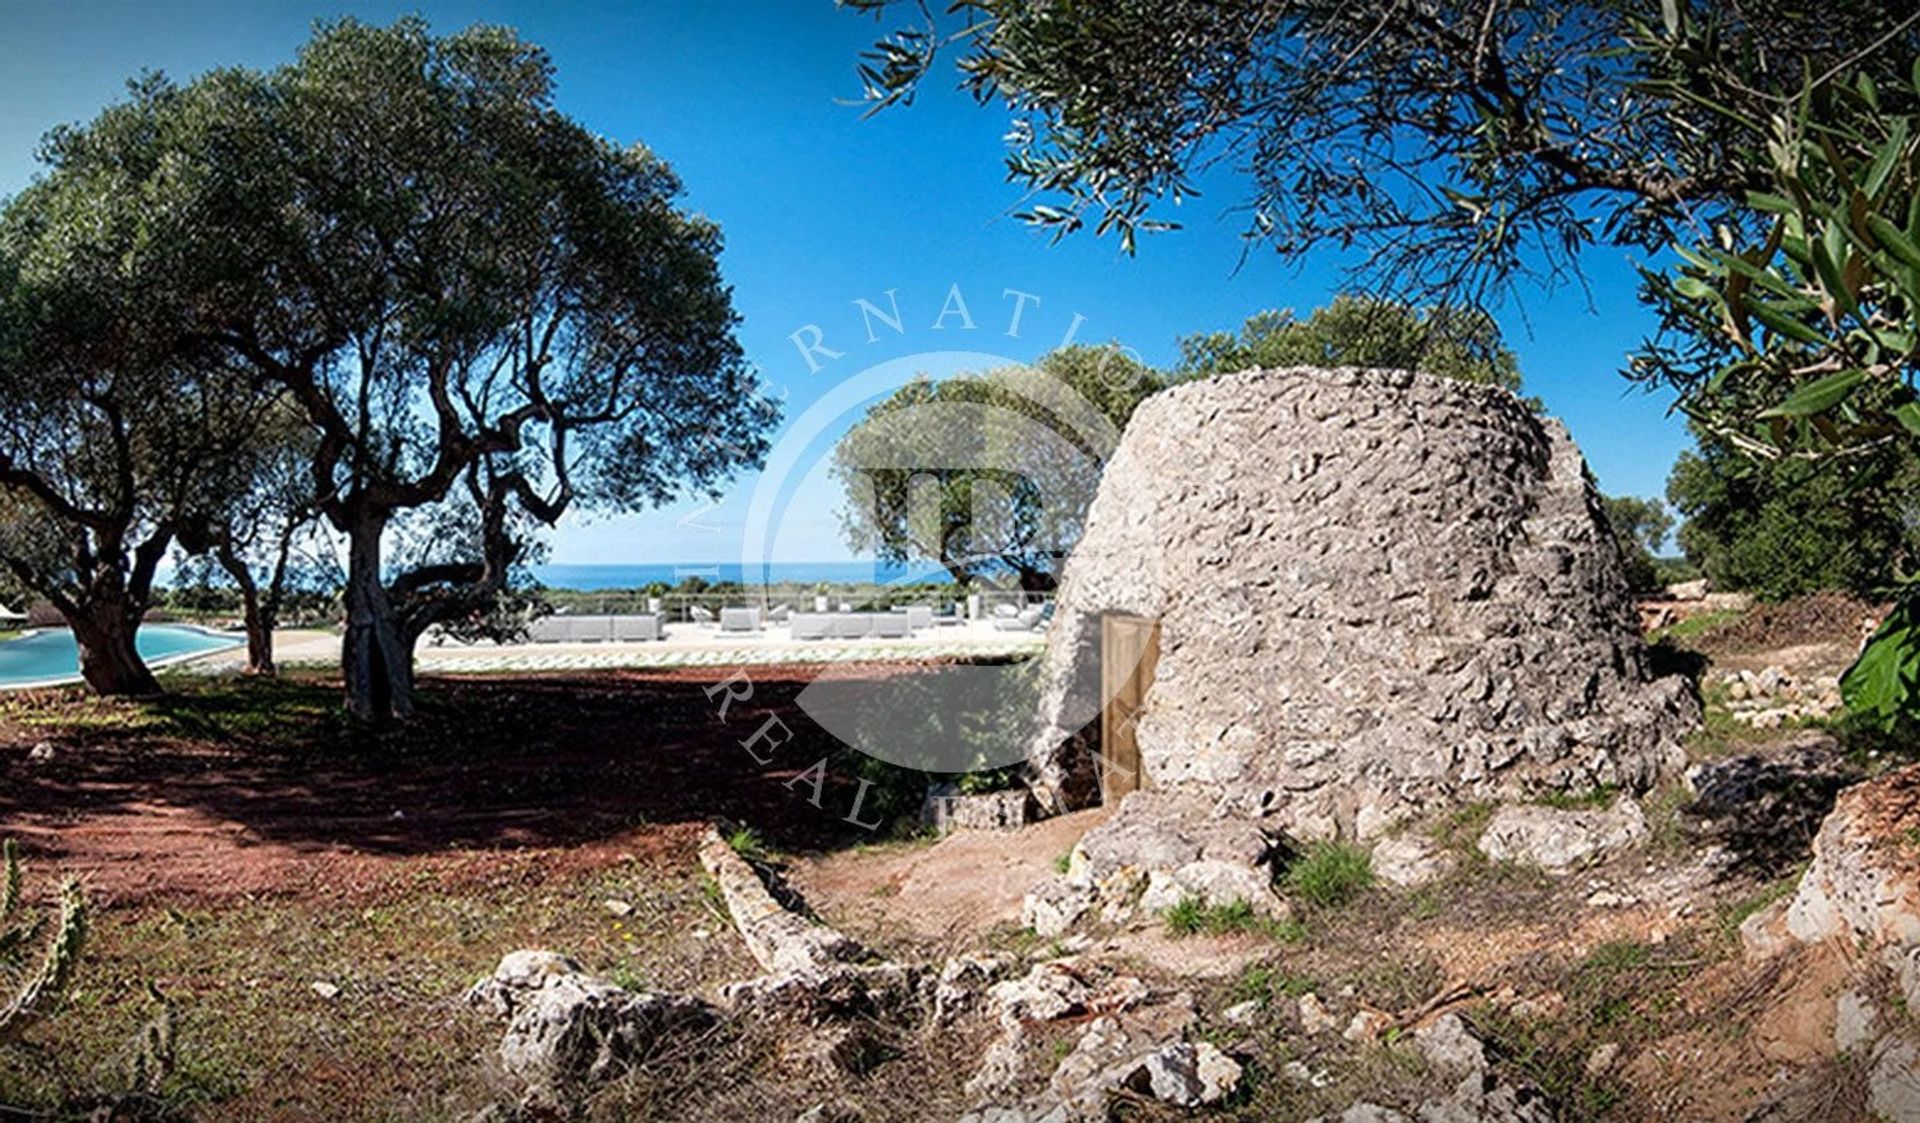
top-left (689, 605), bottom-right (716, 624)
top-left (612, 614), bottom-right (663, 641)
top-left (568, 615), bottom-right (614, 642)
top-left (789, 611), bottom-right (917, 639)
top-left (766, 604), bottom-right (791, 625)
top-left (528, 616), bottom-right (570, 643)
top-left (993, 605), bottom-right (1048, 632)
top-left (719, 607), bottom-right (761, 633)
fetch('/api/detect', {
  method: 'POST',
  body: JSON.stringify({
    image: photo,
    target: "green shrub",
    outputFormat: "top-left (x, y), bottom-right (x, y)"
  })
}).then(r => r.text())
top-left (1283, 841), bottom-right (1373, 907)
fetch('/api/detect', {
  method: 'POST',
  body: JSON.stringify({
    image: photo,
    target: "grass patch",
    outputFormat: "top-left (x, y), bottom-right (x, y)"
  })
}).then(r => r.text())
top-left (724, 826), bottom-right (770, 863)
top-left (1431, 801), bottom-right (1495, 857)
top-left (0, 858), bottom-right (759, 1119)
top-left (1226, 963), bottom-right (1319, 1006)
top-left (1646, 607), bottom-right (1744, 646)
top-left (1163, 897), bottom-right (1305, 941)
top-left (1714, 868), bottom-right (1803, 945)
top-left (1283, 841), bottom-right (1373, 908)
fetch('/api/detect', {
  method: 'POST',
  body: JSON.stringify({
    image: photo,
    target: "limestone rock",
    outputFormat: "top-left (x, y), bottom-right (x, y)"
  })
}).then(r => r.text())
top-left (721, 962), bottom-right (925, 1026)
top-left (1784, 764), bottom-right (1920, 949)
top-left (1024, 367), bottom-right (1696, 822)
top-left (936, 954), bottom-right (1013, 1022)
top-left (1298, 992), bottom-right (1340, 1036)
top-left (988, 961), bottom-right (1094, 1029)
top-left (1107, 1041), bottom-right (1242, 1108)
top-left (1584, 1043), bottom-right (1620, 1077)
top-left (924, 784), bottom-right (1036, 834)
top-left (1413, 1013), bottom-right (1487, 1076)
top-left (697, 827), bottom-right (867, 975)
top-left (465, 951), bottom-right (715, 1108)
top-left (1022, 879), bottom-right (1094, 938)
top-left (1372, 834), bottom-right (1457, 889)
top-left (966, 1023), bottom-right (1033, 1100)
top-left (1836, 989), bottom-right (1881, 1054)
top-left (1476, 800), bottom-right (1648, 873)
top-left (1738, 898), bottom-right (1794, 959)
top-left (1871, 1039), bottom-right (1920, 1123)
top-left (1343, 1009), bottom-right (1393, 1044)
top-left (1313, 1014), bottom-right (1556, 1123)
top-left (1054, 791), bottom-right (1279, 923)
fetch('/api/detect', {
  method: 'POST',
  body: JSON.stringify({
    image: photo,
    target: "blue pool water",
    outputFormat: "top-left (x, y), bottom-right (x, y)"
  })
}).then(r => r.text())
top-left (0, 625), bottom-right (242, 688)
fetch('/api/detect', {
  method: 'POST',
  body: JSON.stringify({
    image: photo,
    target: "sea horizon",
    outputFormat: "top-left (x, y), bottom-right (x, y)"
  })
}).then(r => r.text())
top-left (533, 561), bottom-right (957, 590)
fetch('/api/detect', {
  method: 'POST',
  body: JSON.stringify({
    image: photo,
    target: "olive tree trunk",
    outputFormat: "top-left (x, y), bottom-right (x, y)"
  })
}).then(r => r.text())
top-left (68, 598), bottom-right (159, 696)
top-left (341, 514), bottom-right (414, 722)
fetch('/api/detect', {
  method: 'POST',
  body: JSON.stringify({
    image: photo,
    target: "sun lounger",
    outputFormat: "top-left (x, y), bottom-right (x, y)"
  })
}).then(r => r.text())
top-left (719, 607), bottom-right (761, 633)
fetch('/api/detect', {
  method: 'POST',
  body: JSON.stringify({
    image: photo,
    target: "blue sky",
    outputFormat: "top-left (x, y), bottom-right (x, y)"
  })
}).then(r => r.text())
top-left (0, 0), bottom-right (1691, 566)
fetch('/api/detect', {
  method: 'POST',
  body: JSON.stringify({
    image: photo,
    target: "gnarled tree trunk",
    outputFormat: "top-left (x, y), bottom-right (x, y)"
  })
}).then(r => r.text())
top-left (341, 514), bottom-right (414, 722)
top-left (215, 543), bottom-right (275, 676)
top-left (68, 599), bottom-right (159, 696)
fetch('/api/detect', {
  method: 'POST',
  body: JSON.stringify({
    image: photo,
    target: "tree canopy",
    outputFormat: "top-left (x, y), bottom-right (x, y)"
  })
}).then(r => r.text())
top-left (851, 1), bottom-right (1920, 307)
top-left (0, 75), bottom-right (276, 693)
top-left (832, 345), bottom-right (1160, 590)
top-left (1176, 297), bottom-right (1523, 393)
top-left (0, 19), bottom-right (777, 713)
top-left (168, 19), bottom-right (776, 718)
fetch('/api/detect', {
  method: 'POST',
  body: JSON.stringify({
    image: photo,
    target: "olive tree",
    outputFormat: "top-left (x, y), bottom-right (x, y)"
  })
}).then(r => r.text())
top-left (832, 345), bottom-right (1160, 590)
top-left (178, 21), bottom-right (776, 719)
top-left (1629, 54), bottom-right (1920, 725)
top-left (850, 1), bottom-right (1918, 306)
top-left (1176, 297), bottom-right (1523, 392)
top-left (0, 77), bottom-right (274, 694)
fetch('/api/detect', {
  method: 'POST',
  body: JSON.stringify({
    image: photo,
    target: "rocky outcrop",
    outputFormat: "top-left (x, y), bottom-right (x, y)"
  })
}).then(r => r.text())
top-left (1714, 665), bottom-right (1843, 729)
top-left (465, 951), bottom-right (716, 1110)
top-left (1763, 765), bottom-right (1920, 1120)
top-left (1025, 367), bottom-right (1696, 831)
top-left (1021, 791), bottom-right (1283, 933)
top-left (923, 785), bottom-right (1035, 834)
top-left (697, 827), bottom-right (868, 975)
top-left (1476, 800), bottom-right (1650, 873)
top-left (1370, 834), bottom-right (1457, 888)
top-left (1310, 1012), bottom-right (1555, 1123)
top-left (1785, 765), bottom-right (1920, 955)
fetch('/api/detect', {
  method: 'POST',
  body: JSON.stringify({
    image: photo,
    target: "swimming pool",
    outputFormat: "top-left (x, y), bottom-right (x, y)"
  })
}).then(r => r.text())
top-left (0, 624), bottom-right (242, 689)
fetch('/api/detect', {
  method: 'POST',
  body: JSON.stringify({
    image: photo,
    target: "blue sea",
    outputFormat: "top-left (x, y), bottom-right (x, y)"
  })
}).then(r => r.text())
top-left (533, 561), bottom-right (955, 590)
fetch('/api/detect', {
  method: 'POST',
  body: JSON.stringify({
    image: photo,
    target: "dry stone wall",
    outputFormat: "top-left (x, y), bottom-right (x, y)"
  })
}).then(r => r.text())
top-left (1025, 367), bottom-right (1697, 836)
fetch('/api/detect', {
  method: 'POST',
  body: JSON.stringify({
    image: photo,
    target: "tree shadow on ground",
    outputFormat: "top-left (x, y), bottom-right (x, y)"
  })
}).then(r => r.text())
top-left (0, 668), bottom-right (938, 871)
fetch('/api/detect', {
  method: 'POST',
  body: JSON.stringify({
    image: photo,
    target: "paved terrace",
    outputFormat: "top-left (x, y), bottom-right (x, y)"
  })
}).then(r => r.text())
top-left (187, 619), bottom-right (1046, 676)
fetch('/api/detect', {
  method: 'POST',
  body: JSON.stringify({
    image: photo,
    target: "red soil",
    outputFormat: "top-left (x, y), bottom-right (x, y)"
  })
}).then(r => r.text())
top-left (0, 666), bottom-right (933, 906)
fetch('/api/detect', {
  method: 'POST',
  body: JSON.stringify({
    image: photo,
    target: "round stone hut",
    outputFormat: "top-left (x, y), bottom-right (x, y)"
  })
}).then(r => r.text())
top-left (1023, 366), bottom-right (1698, 839)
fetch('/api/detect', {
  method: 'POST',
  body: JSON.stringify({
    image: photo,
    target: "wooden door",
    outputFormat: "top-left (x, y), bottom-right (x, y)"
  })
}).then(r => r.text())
top-left (1100, 614), bottom-right (1160, 803)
